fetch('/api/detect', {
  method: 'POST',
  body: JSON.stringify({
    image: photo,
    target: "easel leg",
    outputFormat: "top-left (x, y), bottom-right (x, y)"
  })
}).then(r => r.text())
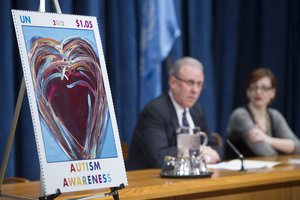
top-left (39, 189), bottom-right (61, 200)
top-left (110, 184), bottom-right (125, 200)
top-left (0, 78), bottom-right (25, 189)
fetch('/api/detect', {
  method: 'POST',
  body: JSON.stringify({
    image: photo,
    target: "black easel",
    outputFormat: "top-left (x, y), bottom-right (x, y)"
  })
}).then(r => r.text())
top-left (110, 184), bottom-right (125, 200)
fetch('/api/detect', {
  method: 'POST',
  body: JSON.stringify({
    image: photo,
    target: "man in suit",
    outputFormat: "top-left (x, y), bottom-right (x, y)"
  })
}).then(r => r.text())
top-left (126, 57), bottom-right (222, 170)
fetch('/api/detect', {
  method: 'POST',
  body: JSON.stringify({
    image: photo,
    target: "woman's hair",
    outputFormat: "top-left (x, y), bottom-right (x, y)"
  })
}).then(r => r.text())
top-left (246, 68), bottom-right (277, 89)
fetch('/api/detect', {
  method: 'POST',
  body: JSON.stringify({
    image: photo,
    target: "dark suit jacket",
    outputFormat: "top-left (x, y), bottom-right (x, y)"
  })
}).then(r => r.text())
top-left (126, 93), bottom-right (223, 170)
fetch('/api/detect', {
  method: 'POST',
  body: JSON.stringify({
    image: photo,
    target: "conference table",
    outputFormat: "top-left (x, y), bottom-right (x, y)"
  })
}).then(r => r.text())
top-left (1, 154), bottom-right (300, 200)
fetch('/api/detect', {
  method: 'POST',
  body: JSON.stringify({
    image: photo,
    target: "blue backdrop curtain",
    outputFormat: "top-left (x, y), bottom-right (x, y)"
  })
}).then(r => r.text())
top-left (1, 0), bottom-right (300, 180)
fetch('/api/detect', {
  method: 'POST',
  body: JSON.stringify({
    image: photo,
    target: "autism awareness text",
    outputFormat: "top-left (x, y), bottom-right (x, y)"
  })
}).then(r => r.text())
top-left (63, 173), bottom-right (111, 187)
top-left (70, 161), bottom-right (101, 172)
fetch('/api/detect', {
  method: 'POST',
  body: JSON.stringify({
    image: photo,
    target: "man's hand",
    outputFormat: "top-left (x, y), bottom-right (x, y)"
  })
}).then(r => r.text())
top-left (201, 146), bottom-right (220, 164)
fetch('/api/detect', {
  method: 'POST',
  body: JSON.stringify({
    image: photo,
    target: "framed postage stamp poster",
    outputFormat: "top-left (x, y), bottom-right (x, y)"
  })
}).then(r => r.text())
top-left (12, 9), bottom-right (127, 195)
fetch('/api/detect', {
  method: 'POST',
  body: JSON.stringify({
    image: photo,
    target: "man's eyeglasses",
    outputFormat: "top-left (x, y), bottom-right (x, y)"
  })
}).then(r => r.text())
top-left (248, 85), bottom-right (273, 92)
top-left (174, 76), bottom-right (204, 88)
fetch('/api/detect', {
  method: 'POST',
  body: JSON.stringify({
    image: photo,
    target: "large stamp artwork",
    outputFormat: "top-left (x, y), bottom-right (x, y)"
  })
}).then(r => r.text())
top-left (12, 10), bottom-right (127, 195)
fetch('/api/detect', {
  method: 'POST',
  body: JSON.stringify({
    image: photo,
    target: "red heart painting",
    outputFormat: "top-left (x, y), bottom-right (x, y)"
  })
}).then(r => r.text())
top-left (29, 37), bottom-right (108, 160)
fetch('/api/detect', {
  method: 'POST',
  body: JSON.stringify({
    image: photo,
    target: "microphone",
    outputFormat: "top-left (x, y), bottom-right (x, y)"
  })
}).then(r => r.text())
top-left (226, 139), bottom-right (246, 171)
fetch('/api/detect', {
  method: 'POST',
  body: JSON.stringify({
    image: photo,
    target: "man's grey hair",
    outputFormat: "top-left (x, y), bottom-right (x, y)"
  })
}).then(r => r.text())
top-left (168, 57), bottom-right (204, 76)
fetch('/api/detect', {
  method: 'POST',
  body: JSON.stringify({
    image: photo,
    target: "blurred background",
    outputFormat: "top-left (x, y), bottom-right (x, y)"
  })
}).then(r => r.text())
top-left (1, 0), bottom-right (300, 180)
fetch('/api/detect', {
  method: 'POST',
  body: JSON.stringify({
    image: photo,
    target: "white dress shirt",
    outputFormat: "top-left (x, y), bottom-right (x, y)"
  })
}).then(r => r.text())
top-left (169, 91), bottom-right (195, 128)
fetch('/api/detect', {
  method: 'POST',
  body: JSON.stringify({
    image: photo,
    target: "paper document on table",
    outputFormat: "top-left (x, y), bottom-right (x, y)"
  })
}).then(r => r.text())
top-left (288, 159), bottom-right (300, 165)
top-left (207, 159), bottom-right (281, 170)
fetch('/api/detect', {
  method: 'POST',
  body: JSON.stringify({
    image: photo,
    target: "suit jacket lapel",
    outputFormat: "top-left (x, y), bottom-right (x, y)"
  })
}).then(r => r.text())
top-left (190, 107), bottom-right (200, 127)
top-left (165, 93), bottom-right (179, 129)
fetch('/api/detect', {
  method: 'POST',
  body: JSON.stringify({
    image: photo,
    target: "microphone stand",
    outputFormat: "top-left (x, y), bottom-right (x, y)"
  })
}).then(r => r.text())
top-left (226, 139), bottom-right (246, 171)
